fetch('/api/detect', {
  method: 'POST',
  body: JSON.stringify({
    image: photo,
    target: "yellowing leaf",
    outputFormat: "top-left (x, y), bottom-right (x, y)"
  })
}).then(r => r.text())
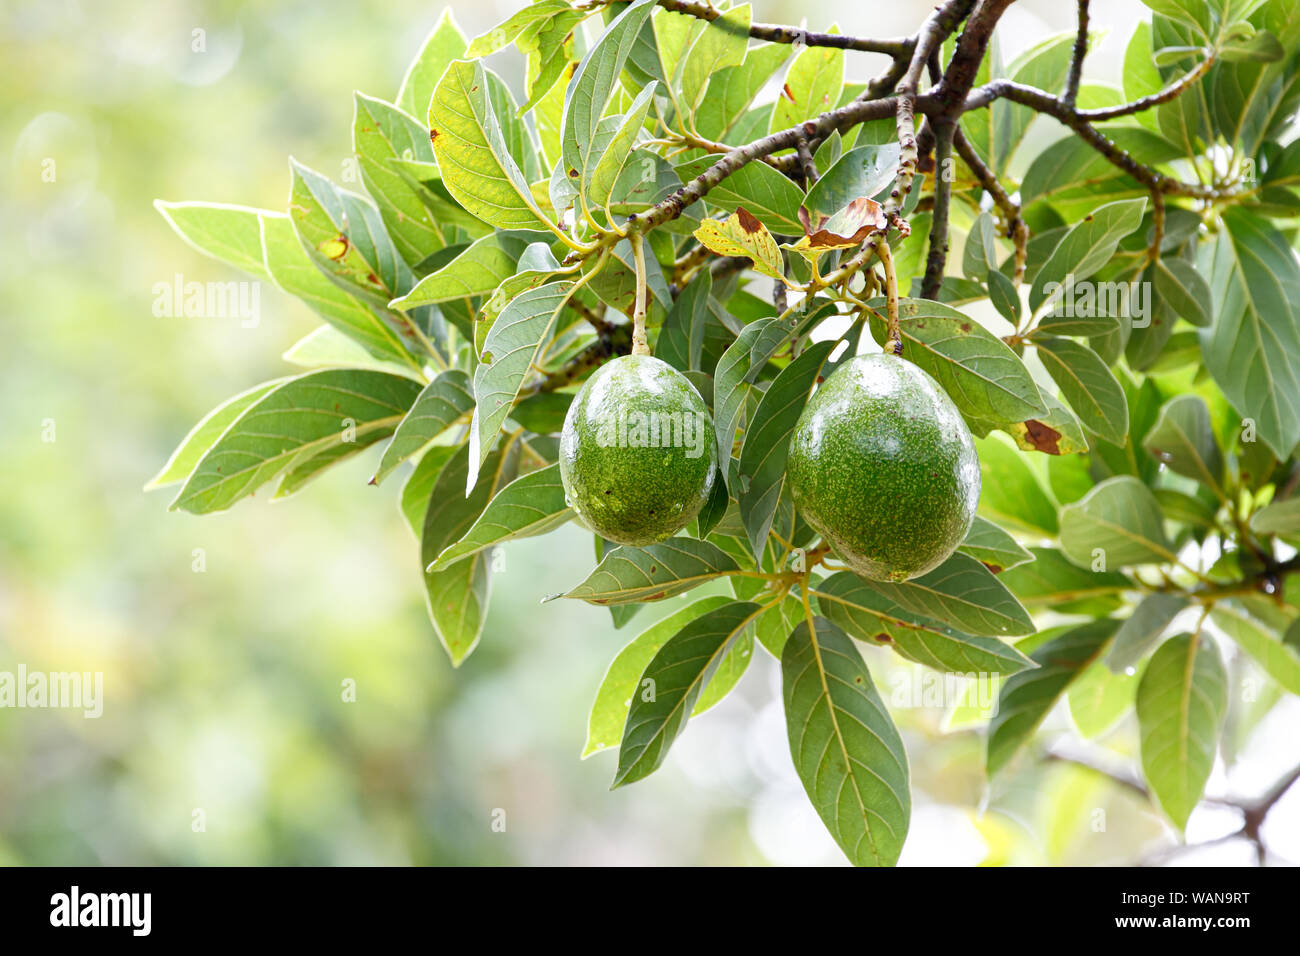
top-left (692, 208), bottom-right (784, 281)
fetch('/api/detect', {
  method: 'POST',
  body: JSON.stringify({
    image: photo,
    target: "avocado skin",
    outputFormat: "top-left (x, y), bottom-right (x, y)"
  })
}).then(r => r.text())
top-left (787, 353), bottom-right (980, 582)
top-left (560, 354), bottom-right (718, 547)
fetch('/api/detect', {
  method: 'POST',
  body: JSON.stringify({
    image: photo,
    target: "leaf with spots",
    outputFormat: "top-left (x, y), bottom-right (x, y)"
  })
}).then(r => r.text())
top-left (613, 600), bottom-right (763, 786)
top-left (552, 538), bottom-right (741, 605)
top-left (1137, 632), bottom-right (1228, 829)
top-left (428, 463), bottom-right (572, 571)
top-left (467, 281), bottom-right (575, 489)
top-left (1034, 336), bottom-right (1129, 445)
top-left (814, 572), bottom-right (1035, 676)
top-left (782, 616), bottom-right (910, 867)
top-left (770, 29), bottom-right (844, 132)
top-left (287, 159), bottom-right (411, 310)
top-left (1005, 392), bottom-right (1089, 455)
top-left (958, 516), bottom-right (1034, 573)
top-left (693, 208), bottom-right (786, 281)
top-left (987, 618), bottom-right (1118, 776)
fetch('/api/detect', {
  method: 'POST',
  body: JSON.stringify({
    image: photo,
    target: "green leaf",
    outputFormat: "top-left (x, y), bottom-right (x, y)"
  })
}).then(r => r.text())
top-left (770, 31), bottom-right (844, 131)
top-left (429, 463), bottom-right (571, 570)
top-left (1142, 395), bottom-right (1226, 499)
top-left (172, 370), bottom-right (421, 514)
top-left (561, 0), bottom-right (659, 187)
top-left (1029, 198), bottom-right (1147, 312)
top-left (962, 212), bottom-right (999, 280)
top-left (429, 59), bottom-right (553, 230)
top-left (1034, 337), bottom-right (1130, 444)
top-left (259, 215), bottom-right (418, 370)
top-left (712, 316), bottom-right (791, 483)
top-left (1000, 547), bottom-right (1131, 610)
top-left (420, 443), bottom-right (515, 665)
top-left (1201, 208), bottom-right (1300, 458)
top-left (974, 434), bottom-right (1060, 535)
top-left (1068, 659), bottom-right (1141, 739)
top-left (390, 230), bottom-right (547, 309)
top-left (614, 600), bottom-right (763, 786)
top-left (803, 144), bottom-right (900, 224)
top-left (401, 446), bottom-right (456, 528)
top-left (1060, 476), bottom-right (1176, 569)
top-left (587, 82), bottom-right (658, 206)
top-left (1137, 633), bottom-right (1228, 829)
top-left (466, 0), bottom-right (572, 57)
top-left (281, 326), bottom-right (420, 377)
top-left (1212, 606), bottom-right (1300, 694)
top-left (694, 41), bottom-right (791, 139)
top-left (1107, 592), bottom-right (1189, 671)
top-left (1020, 129), bottom-right (1180, 207)
top-left (154, 200), bottom-right (271, 279)
top-left (739, 340), bottom-right (836, 557)
top-left (1153, 256), bottom-right (1212, 328)
top-left (815, 572), bottom-right (1035, 675)
top-left (583, 595), bottom-right (735, 757)
top-left (1250, 496), bottom-right (1300, 536)
top-left (397, 10), bottom-right (469, 118)
top-left (554, 538), bottom-right (741, 605)
top-left (865, 298), bottom-right (1045, 426)
top-left (987, 267), bottom-right (1023, 327)
top-left (866, 552), bottom-right (1036, 638)
top-left (353, 94), bottom-right (443, 267)
top-left (680, 3), bottom-right (750, 112)
top-left (958, 516), bottom-right (1035, 573)
top-left (146, 380), bottom-right (285, 490)
top-left (467, 281), bottom-right (575, 487)
top-left (656, 264), bottom-right (712, 376)
top-left (782, 617), bottom-right (910, 867)
top-left (371, 369), bottom-right (474, 484)
top-left (987, 618), bottom-right (1118, 776)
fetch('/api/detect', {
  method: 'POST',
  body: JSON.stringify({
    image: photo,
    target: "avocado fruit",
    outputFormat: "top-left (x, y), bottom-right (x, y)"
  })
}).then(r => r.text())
top-left (560, 354), bottom-right (718, 547)
top-left (786, 353), bottom-right (980, 582)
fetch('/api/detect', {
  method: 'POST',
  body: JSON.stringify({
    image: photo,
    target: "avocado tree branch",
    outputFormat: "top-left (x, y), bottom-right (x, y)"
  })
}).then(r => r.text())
top-left (962, 79), bottom-right (1240, 199)
top-left (641, 0), bottom-right (916, 56)
top-left (1063, 0), bottom-right (1090, 107)
top-left (952, 126), bottom-right (1027, 282)
top-left (921, 122), bottom-right (955, 299)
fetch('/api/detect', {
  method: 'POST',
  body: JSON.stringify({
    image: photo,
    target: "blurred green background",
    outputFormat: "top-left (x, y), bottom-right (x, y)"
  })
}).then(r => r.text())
top-left (3, 0), bottom-right (1296, 865)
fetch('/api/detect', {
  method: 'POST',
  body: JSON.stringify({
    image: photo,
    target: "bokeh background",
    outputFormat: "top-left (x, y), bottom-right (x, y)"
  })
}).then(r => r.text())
top-left (3, 0), bottom-right (1298, 865)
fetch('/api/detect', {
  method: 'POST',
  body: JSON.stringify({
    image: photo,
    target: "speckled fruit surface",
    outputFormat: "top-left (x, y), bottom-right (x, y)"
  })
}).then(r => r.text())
top-left (560, 354), bottom-right (718, 547)
top-left (787, 353), bottom-right (980, 582)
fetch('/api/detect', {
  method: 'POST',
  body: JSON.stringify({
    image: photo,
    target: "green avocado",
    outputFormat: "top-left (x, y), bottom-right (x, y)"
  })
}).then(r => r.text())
top-left (787, 353), bottom-right (980, 582)
top-left (560, 354), bottom-right (718, 547)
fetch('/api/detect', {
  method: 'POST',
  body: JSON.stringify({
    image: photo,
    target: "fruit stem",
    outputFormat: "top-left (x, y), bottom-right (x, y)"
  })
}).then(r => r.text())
top-left (630, 230), bottom-right (651, 356)
top-left (877, 239), bottom-right (903, 355)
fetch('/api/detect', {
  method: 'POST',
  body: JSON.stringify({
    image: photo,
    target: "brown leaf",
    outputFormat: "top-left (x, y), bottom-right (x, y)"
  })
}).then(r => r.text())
top-left (800, 196), bottom-right (886, 249)
top-left (1020, 419), bottom-right (1063, 455)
